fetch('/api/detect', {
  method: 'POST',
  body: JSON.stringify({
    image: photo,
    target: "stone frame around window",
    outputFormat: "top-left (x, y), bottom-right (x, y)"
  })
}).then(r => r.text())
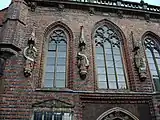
top-left (92, 19), bottom-right (129, 90)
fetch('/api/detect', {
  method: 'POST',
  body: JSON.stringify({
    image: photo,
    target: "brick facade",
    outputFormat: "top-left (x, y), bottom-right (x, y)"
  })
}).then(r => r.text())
top-left (0, 0), bottom-right (160, 120)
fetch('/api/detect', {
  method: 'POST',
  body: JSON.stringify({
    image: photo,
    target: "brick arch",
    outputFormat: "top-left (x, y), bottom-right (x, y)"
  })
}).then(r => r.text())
top-left (91, 19), bottom-right (126, 44)
top-left (39, 21), bottom-right (74, 89)
top-left (91, 19), bottom-right (131, 90)
top-left (43, 21), bottom-right (73, 42)
top-left (96, 107), bottom-right (139, 120)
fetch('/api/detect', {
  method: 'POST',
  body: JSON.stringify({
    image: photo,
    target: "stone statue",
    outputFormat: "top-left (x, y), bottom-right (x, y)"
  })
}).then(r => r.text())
top-left (23, 27), bottom-right (37, 77)
top-left (77, 26), bottom-right (89, 79)
top-left (132, 31), bottom-right (147, 81)
top-left (134, 41), bottom-right (147, 80)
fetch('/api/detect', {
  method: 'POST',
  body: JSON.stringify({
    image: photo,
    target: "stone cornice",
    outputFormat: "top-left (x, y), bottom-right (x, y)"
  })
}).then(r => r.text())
top-left (25, 0), bottom-right (160, 17)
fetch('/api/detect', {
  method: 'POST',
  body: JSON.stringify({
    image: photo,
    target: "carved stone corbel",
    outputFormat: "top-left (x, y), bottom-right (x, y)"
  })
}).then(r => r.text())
top-left (28, 2), bottom-right (37, 12)
top-left (77, 26), bottom-right (89, 79)
top-left (131, 31), bottom-right (147, 81)
top-left (117, 10), bottom-right (123, 18)
top-left (89, 7), bottom-right (95, 15)
top-left (144, 13), bottom-right (150, 22)
top-left (58, 4), bottom-right (65, 11)
top-left (23, 27), bottom-right (37, 77)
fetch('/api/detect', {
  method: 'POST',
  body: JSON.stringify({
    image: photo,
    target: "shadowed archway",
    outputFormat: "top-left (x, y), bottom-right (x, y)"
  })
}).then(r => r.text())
top-left (97, 107), bottom-right (139, 120)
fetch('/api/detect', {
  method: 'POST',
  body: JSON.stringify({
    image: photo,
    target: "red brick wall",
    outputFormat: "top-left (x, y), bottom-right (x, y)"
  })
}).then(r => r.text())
top-left (1, 2), bottom-right (160, 120)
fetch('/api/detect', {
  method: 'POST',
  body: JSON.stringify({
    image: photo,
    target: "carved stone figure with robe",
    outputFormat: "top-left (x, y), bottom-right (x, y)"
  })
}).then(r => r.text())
top-left (133, 38), bottom-right (147, 80)
top-left (77, 26), bottom-right (89, 79)
top-left (23, 28), bottom-right (37, 77)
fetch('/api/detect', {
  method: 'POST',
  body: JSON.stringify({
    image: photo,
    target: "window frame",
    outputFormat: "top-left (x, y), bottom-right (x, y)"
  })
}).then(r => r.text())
top-left (31, 108), bottom-right (74, 120)
top-left (43, 27), bottom-right (69, 88)
top-left (144, 36), bottom-right (160, 91)
top-left (93, 24), bottom-right (128, 90)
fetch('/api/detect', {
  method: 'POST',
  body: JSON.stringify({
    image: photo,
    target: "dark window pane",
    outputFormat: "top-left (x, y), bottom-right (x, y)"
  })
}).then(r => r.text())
top-left (34, 112), bottom-right (43, 120)
top-left (44, 112), bottom-right (52, 120)
top-left (54, 112), bottom-right (63, 120)
top-left (153, 77), bottom-right (160, 91)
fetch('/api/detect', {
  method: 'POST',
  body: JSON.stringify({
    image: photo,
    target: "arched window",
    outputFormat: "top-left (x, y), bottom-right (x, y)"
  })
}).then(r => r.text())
top-left (144, 36), bottom-right (160, 91)
top-left (44, 27), bottom-right (67, 88)
top-left (94, 25), bottom-right (127, 89)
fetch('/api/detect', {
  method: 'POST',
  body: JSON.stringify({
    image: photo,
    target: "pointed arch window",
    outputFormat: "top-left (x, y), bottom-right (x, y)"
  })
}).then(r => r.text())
top-left (144, 37), bottom-right (160, 91)
top-left (44, 28), bottom-right (67, 88)
top-left (94, 25), bottom-right (127, 89)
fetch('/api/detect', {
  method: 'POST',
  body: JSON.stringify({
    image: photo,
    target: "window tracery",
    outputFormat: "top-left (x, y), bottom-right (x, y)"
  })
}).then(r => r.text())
top-left (44, 28), bottom-right (67, 88)
top-left (144, 36), bottom-right (160, 91)
top-left (94, 25), bottom-right (127, 89)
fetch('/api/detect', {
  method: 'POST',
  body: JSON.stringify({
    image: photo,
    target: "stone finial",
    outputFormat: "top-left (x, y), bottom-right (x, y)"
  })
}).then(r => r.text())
top-left (23, 27), bottom-right (37, 77)
top-left (79, 26), bottom-right (86, 48)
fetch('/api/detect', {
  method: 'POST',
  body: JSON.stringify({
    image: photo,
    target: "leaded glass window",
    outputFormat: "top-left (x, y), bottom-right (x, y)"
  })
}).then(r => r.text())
top-left (94, 25), bottom-right (127, 89)
top-left (144, 37), bottom-right (160, 91)
top-left (33, 111), bottom-right (73, 120)
top-left (44, 28), bottom-right (67, 88)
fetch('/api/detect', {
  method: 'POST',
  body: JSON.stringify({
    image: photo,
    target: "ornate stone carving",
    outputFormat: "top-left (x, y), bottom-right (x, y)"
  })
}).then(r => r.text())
top-left (131, 31), bottom-right (147, 81)
top-left (58, 4), bottom-right (65, 11)
top-left (97, 107), bottom-right (139, 120)
top-left (23, 27), bottom-right (37, 77)
top-left (77, 26), bottom-right (89, 79)
top-left (28, 2), bottom-right (37, 12)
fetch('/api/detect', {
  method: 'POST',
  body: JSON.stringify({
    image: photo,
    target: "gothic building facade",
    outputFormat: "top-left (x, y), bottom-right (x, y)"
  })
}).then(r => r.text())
top-left (0, 0), bottom-right (160, 120)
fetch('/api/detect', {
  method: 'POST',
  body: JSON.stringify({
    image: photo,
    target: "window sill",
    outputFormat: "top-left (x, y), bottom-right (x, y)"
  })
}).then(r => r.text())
top-left (35, 88), bottom-right (74, 92)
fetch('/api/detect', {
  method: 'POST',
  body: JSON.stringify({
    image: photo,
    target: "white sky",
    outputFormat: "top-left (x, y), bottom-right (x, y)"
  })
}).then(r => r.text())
top-left (0, 0), bottom-right (160, 10)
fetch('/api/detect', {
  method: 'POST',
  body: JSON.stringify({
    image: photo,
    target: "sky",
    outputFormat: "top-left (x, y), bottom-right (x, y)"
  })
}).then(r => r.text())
top-left (0, 0), bottom-right (160, 10)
